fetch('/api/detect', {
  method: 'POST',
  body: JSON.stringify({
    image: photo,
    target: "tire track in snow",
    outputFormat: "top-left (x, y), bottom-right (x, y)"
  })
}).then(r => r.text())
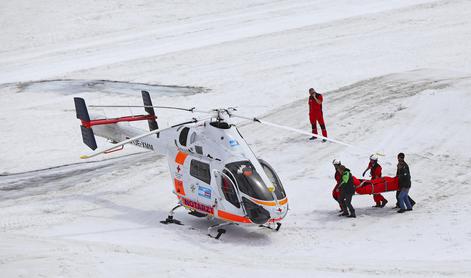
top-left (0, 79), bottom-right (209, 97)
top-left (0, 152), bottom-right (159, 200)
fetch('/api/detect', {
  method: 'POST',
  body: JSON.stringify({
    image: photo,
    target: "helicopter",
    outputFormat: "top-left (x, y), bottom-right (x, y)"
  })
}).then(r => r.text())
top-left (74, 91), bottom-right (352, 239)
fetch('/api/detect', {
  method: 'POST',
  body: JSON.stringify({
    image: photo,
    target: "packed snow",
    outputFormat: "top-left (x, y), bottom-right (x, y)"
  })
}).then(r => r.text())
top-left (1, 0), bottom-right (471, 277)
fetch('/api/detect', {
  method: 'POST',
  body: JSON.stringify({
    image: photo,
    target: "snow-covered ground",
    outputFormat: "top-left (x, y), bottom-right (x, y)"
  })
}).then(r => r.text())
top-left (1, 1), bottom-right (471, 277)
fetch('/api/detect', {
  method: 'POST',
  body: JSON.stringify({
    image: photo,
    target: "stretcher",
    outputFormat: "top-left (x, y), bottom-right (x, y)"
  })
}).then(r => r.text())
top-left (353, 176), bottom-right (399, 195)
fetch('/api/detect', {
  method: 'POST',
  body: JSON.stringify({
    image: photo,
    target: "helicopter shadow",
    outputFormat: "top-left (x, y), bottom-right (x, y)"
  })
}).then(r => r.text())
top-left (54, 192), bottom-right (273, 245)
top-left (178, 216), bottom-right (274, 245)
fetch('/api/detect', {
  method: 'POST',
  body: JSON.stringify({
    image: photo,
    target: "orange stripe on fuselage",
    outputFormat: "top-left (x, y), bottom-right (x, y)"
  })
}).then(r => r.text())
top-left (250, 197), bottom-right (288, 206)
top-left (175, 151), bottom-right (188, 165)
top-left (218, 210), bottom-right (251, 223)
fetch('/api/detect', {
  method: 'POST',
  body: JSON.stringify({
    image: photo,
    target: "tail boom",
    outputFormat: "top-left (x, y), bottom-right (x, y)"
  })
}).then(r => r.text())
top-left (79, 114), bottom-right (157, 128)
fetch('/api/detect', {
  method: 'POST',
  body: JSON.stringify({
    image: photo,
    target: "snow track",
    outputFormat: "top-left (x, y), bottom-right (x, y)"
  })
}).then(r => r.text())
top-left (0, 79), bottom-right (208, 97)
top-left (0, 152), bottom-right (154, 200)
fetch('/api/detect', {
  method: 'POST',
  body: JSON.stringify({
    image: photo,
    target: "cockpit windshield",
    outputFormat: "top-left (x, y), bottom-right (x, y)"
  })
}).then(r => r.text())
top-left (225, 161), bottom-right (274, 201)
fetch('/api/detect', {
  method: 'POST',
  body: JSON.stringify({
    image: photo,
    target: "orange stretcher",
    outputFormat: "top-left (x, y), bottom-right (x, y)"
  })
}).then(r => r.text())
top-left (353, 176), bottom-right (399, 195)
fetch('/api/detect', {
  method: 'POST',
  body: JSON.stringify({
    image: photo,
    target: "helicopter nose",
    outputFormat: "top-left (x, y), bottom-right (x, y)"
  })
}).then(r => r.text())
top-left (242, 197), bottom-right (271, 225)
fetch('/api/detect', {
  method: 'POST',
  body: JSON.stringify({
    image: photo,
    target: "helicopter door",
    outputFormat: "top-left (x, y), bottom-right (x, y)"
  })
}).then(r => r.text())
top-left (189, 159), bottom-right (213, 206)
top-left (217, 170), bottom-right (241, 209)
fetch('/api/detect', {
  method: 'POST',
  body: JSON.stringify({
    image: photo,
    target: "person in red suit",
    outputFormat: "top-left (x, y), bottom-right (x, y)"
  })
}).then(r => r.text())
top-left (308, 88), bottom-right (328, 141)
top-left (362, 154), bottom-right (388, 207)
top-left (332, 159), bottom-right (343, 211)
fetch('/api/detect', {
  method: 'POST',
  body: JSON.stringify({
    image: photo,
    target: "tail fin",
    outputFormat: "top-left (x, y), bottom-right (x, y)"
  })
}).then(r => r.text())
top-left (141, 90), bottom-right (159, 135)
top-left (74, 97), bottom-right (98, 150)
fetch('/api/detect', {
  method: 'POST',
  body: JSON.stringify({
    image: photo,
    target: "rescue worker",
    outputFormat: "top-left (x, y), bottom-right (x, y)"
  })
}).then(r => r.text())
top-left (396, 152), bottom-right (415, 213)
top-left (332, 159), bottom-right (343, 211)
top-left (362, 154), bottom-right (388, 207)
top-left (308, 88), bottom-right (328, 141)
top-left (338, 165), bottom-right (356, 218)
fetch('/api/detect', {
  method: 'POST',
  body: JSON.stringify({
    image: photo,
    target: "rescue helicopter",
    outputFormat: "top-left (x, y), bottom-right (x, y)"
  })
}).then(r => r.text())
top-left (74, 91), bottom-right (352, 239)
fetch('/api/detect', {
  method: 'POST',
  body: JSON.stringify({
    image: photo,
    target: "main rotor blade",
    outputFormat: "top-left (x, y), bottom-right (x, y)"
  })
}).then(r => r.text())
top-left (80, 118), bottom-right (199, 159)
top-left (234, 114), bottom-right (354, 147)
top-left (231, 113), bottom-right (384, 156)
top-left (88, 105), bottom-right (212, 114)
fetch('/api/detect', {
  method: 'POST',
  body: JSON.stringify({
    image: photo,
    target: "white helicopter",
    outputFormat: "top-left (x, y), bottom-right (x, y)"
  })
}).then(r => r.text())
top-left (74, 91), bottom-right (352, 239)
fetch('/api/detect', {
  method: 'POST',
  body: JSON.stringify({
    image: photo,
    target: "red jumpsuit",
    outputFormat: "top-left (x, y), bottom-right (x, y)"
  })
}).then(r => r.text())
top-left (368, 162), bottom-right (387, 205)
top-left (309, 94), bottom-right (327, 138)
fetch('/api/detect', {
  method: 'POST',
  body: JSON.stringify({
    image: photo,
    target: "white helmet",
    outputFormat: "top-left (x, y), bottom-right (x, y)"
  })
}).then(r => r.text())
top-left (332, 159), bottom-right (341, 165)
top-left (370, 154), bottom-right (378, 161)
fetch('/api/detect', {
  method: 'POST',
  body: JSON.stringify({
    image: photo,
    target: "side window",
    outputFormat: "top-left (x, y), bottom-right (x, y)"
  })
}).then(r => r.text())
top-left (179, 127), bottom-right (190, 146)
top-left (189, 132), bottom-right (197, 144)
top-left (190, 160), bottom-right (211, 184)
top-left (221, 170), bottom-right (240, 208)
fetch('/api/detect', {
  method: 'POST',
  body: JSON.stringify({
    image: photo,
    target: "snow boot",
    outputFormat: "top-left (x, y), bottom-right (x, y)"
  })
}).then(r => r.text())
top-left (338, 212), bottom-right (349, 217)
top-left (406, 208), bottom-right (413, 211)
top-left (397, 209), bottom-right (406, 213)
top-left (380, 200), bottom-right (388, 208)
top-left (322, 139), bottom-right (327, 142)
top-left (372, 203), bottom-right (381, 208)
top-left (348, 212), bottom-right (356, 218)
top-left (309, 136), bottom-right (317, 140)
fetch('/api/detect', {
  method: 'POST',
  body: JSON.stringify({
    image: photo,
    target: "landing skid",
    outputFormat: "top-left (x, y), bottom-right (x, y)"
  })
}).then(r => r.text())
top-left (208, 222), bottom-right (235, 240)
top-left (160, 205), bottom-right (184, 225)
top-left (259, 222), bottom-right (282, 231)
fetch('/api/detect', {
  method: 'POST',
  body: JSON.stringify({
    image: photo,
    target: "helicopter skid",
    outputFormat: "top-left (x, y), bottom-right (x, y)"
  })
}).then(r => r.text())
top-left (160, 205), bottom-right (184, 225)
top-left (208, 222), bottom-right (235, 240)
top-left (160, 215), bottom-right (183, 225)
top-left (259, 222), bottom-right (282, 232)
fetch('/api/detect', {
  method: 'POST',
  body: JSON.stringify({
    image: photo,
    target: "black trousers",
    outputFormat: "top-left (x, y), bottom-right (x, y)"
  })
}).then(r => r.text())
top-left (395, 190), bottom-right (415, 207)
top-left (339, 190), bottom-right (355, 214)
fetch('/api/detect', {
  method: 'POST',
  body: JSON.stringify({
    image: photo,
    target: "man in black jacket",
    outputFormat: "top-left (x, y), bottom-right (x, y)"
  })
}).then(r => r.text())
top-left (338, 165), bottom-right (356, 218)
top-left (396, 153), bottom-right (415, 213)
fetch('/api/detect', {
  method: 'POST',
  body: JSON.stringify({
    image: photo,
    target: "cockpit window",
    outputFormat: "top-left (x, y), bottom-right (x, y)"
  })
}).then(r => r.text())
top-left (225, 161), bottom-right (274, 201)
top-left (260, 160), bottom-right (286, 199)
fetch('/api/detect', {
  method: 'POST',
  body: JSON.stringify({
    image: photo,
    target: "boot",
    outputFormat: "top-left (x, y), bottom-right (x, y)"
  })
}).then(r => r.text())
top-left (411, 199), bottom-right (416, 208)
top-left (397, 209), bottom-right (406, 213)
top-left (372, 203), bottom-right (381, 208)
top-left (406, 208), bottom-right (413, 211)
top-left (348, 212), bottom-right (356, 218)
top-left (309, 136), bottom-right (317, 140)
top-left (338, 212), bottom-right (349, 217)
top-left (380, 200), bottom-right (388, 208)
